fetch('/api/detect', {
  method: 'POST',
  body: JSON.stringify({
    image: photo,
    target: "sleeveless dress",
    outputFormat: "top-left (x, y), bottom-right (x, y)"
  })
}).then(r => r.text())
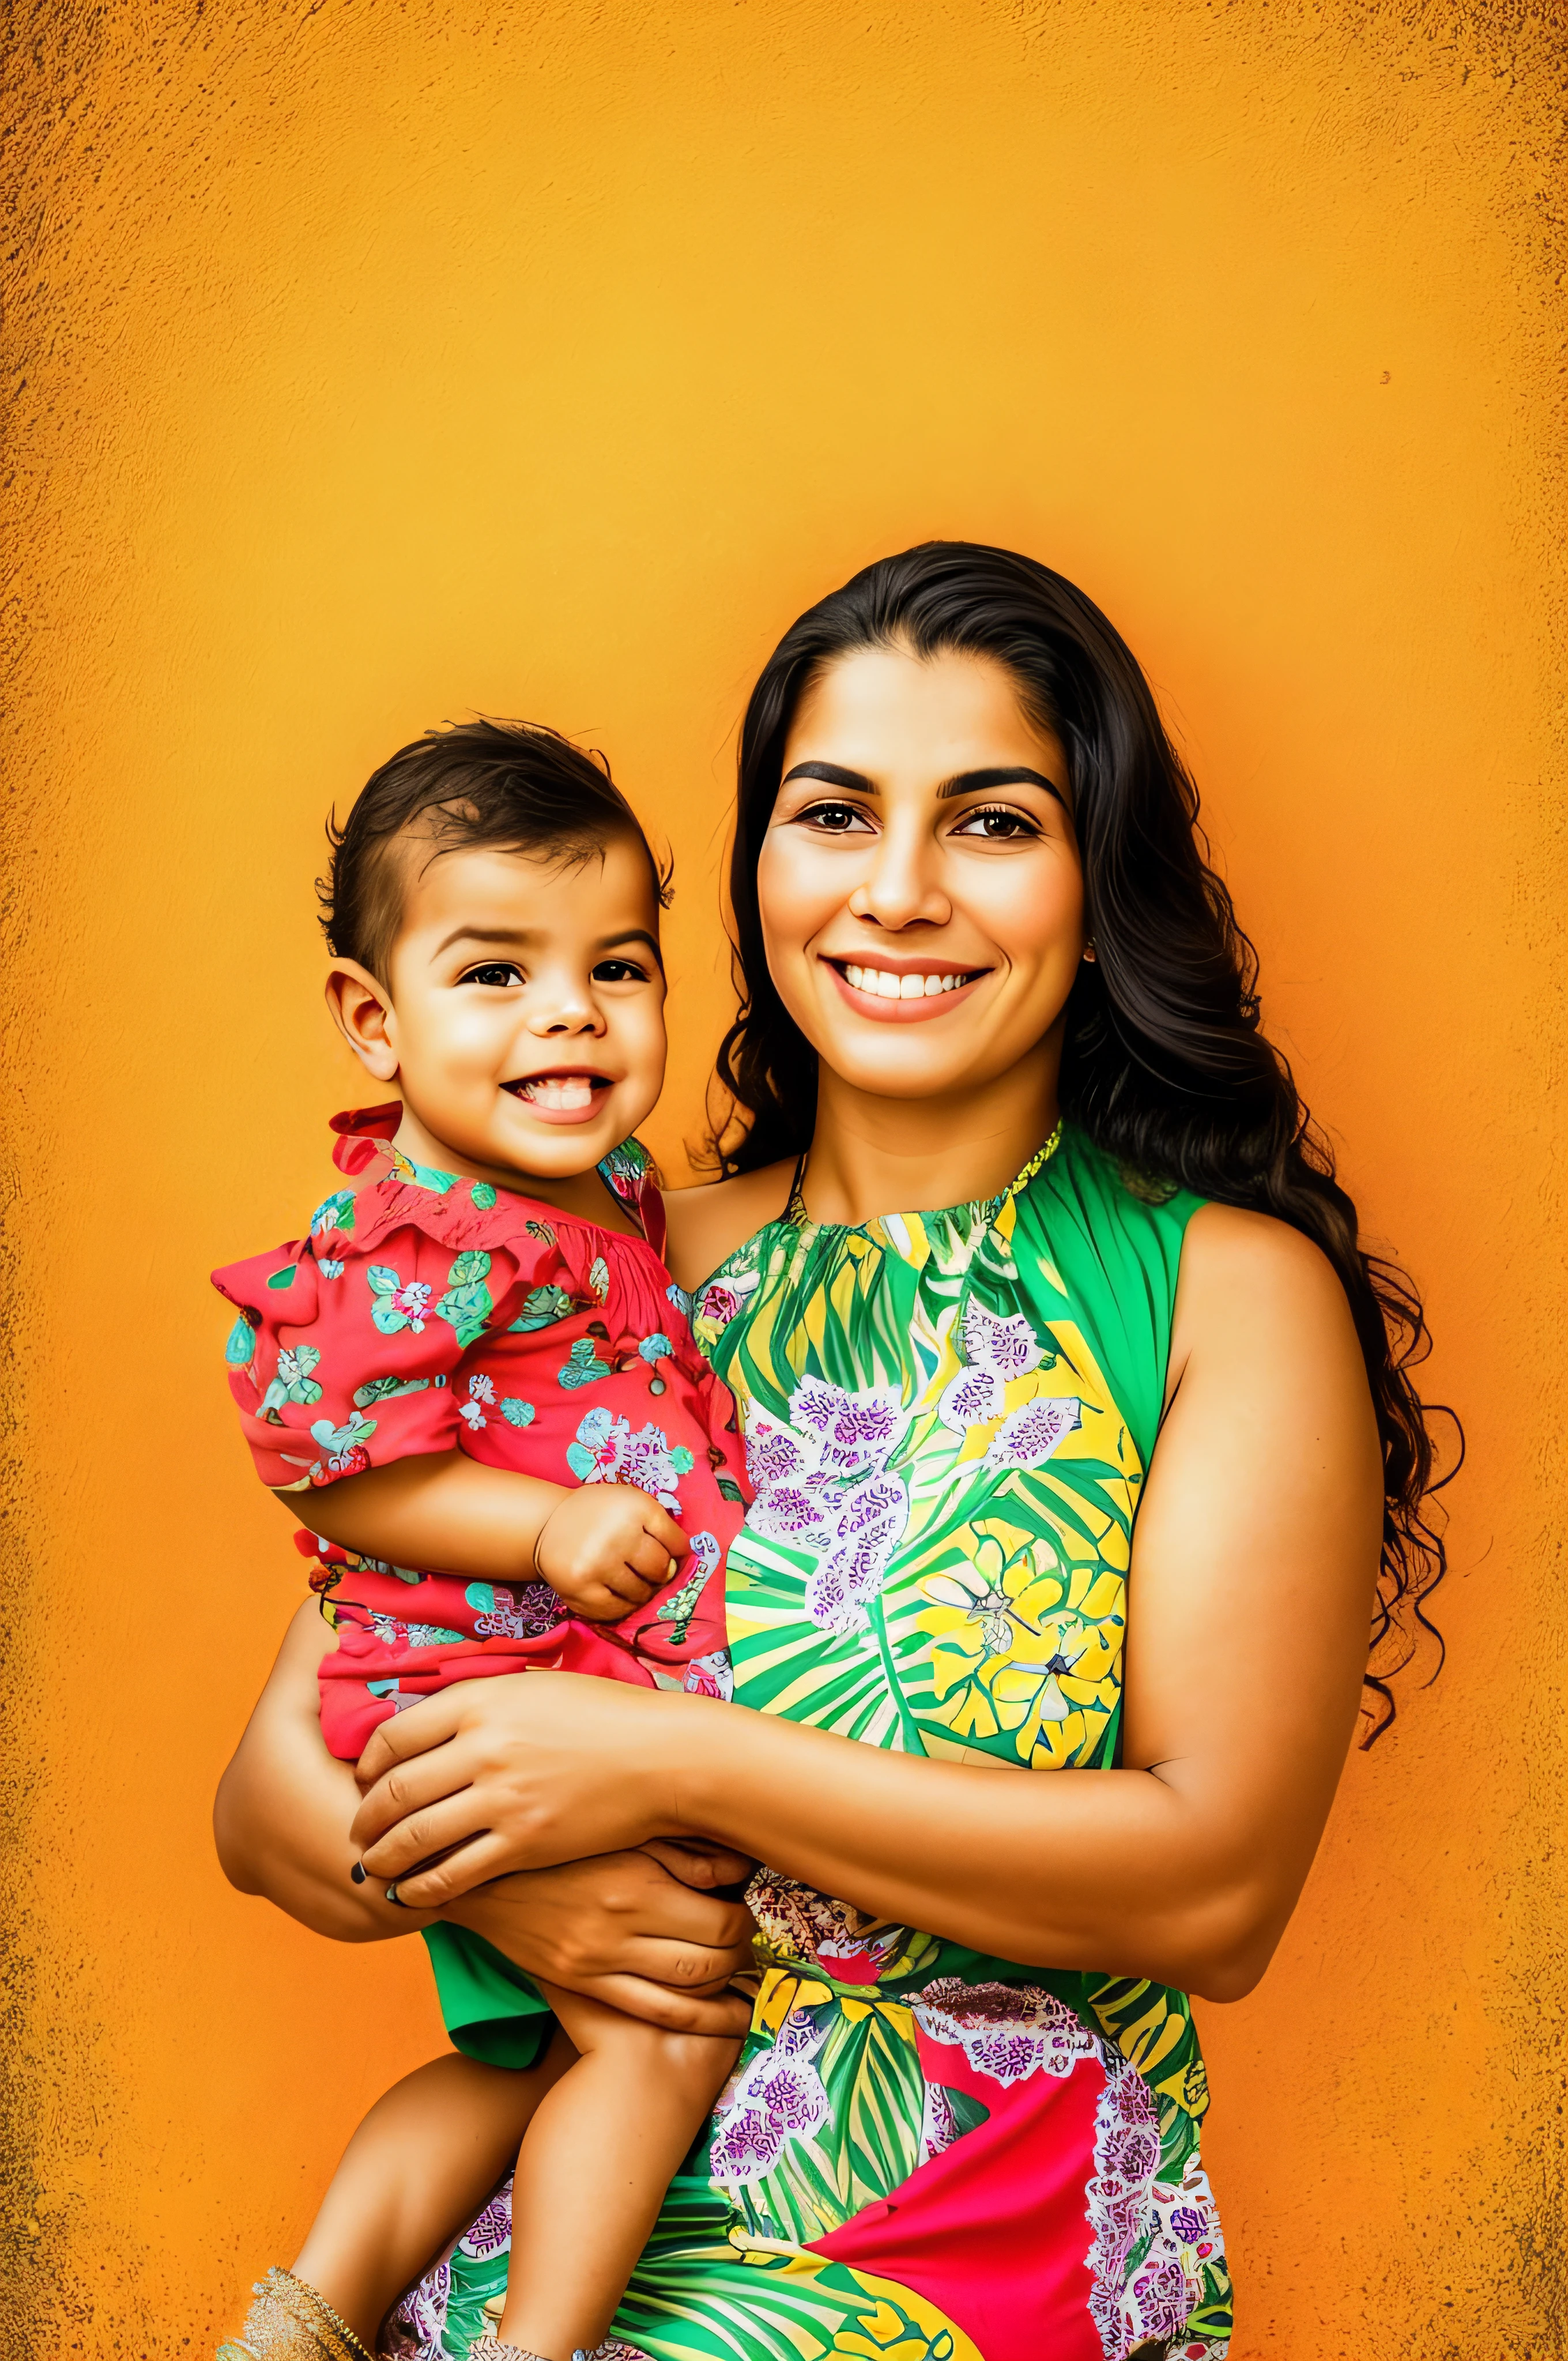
top-left (390, 1125), bottom-right (1232, 2361)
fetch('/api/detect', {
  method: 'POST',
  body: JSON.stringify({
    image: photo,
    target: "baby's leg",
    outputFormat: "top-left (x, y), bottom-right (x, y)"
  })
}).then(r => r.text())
top-left (289, 2046), bottom-right (570, 2347)
top-left (495, 1983), bottom-right (741, 2360)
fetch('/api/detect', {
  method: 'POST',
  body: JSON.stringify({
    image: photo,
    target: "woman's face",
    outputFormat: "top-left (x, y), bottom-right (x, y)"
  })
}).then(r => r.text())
top-left (757, 643), bottom-right (1086, 1107)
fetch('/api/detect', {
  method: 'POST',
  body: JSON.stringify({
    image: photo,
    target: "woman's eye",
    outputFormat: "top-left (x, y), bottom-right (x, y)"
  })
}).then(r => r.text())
top-left (461, 961), bottom-right (524, 988)
top-left (951, 806), bottom-right (1040, 842)
top-left (591, 958), bottom-right (650, 983)
top-left (800, 800), bottom-right (875, 834)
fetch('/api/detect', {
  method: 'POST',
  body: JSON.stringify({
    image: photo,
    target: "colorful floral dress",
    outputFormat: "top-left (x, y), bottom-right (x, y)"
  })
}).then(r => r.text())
top-left (393, 1124), bottom-right (1232, 2361)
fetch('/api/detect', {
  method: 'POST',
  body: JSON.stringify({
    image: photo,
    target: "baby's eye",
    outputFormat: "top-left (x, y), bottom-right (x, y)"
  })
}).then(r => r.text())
top-left (950, 805), bottom-right (1041, 841)
top-left (592, 957), bottom-right (651, 983)
top-left (800, 800), bottom-right (875, 834)
top-left (461, 961), bottom-right (525, 989)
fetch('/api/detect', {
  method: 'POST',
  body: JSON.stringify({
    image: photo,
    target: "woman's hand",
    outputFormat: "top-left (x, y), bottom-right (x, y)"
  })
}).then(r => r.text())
top-left (445, 1848), bottom-right (755, 2036)
top-left (217, 1605), bottom-right (754, 2031)
top-left (349, 1670), bottom-right (706, 1900)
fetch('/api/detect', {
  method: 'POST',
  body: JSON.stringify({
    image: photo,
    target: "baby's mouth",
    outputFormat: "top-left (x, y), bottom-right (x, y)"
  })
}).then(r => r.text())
top-left (504, 1072), bottom-right (609, 1112)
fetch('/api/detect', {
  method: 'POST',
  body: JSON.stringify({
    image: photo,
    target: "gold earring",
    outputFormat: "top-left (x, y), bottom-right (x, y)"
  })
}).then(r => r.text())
top-left (1083, 939), bottom-right (1096, 963)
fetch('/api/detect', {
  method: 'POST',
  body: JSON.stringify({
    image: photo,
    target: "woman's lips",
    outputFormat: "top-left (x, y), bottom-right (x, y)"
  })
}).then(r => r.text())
top-left (824, 958), bottom-right (989, 1023)
top-left (502, 1073), bottom-right (613, 1125)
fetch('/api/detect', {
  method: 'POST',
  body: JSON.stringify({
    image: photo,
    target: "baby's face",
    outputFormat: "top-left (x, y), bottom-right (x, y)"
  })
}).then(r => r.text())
top-left (376, 833), bottom-right (668, 1186)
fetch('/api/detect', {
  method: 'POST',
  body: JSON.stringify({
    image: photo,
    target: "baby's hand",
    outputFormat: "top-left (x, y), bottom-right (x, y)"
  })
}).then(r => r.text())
top-left (533, 1483), bottom-right (689, 1621)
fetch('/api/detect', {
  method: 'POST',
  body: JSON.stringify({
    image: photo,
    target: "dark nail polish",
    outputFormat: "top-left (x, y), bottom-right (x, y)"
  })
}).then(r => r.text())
top-left (349, 1862), bottom-right (367, 1884)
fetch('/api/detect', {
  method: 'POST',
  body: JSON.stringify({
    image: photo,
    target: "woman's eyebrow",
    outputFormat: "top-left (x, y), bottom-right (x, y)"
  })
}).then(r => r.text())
top-left (781, 758), bottom-right (1067, 809)
top-left (936, 765), bottom-right (1068, 806)
top-left (781, 760), bottom-right (876, 792)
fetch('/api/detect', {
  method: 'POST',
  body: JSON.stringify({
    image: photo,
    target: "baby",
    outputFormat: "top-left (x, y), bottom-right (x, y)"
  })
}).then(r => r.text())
top-left (213, 719), bottom-right (752, 2361)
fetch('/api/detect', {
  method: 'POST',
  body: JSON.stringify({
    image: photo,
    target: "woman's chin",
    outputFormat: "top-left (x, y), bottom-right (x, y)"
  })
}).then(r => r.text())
top-left (818, 1042), bottom-right (1012, 1103)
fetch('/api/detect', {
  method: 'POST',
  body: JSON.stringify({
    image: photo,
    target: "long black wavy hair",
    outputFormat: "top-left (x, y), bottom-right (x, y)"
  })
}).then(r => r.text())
top-left (714, 541), bottom-right (1456, 1742)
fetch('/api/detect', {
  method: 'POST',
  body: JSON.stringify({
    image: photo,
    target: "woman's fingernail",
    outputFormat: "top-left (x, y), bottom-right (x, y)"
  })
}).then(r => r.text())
top-left (385, 1882), bottom-right (405, 1907)
top-left (349, 1862), bottom-right (367, 1885)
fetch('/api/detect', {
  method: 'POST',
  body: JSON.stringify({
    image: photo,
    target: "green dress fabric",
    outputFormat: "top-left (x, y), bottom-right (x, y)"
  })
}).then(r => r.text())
top-left (421, 1924), bottom-right (554, 2072)
top-left (391, 1124), bottom-right (1233, 2361)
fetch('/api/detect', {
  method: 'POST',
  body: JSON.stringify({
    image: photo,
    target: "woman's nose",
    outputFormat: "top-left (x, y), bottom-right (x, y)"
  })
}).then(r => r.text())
top-left (848, 823), bottom-right (951, 930)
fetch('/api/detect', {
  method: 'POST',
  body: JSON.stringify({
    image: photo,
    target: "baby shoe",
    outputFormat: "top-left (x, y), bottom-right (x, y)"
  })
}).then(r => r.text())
top-left (215, 2265), bottom-right (373, 2360)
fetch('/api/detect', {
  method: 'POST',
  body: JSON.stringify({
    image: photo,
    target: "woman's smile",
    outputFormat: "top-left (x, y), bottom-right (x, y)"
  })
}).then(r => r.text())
top-left (824, 953), bottom-right (990, 1021)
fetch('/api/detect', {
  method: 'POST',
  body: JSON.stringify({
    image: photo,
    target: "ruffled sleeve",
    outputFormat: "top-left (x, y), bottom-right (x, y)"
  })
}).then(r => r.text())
top-left (212, 1175), bottom-right (564, 1491)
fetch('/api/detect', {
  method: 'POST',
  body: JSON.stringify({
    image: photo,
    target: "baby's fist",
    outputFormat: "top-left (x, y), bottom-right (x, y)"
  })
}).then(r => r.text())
top-left (533, 1484), bottom-right (688, 1621)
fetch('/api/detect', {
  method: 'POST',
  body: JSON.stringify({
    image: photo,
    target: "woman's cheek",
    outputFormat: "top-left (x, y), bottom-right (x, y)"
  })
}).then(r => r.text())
top-left (973, 858), bottom-right (1083, 968)
top-left (759, 832), bottom-right (852, 937)
top-left (759, 851), bottom-right (835, 997)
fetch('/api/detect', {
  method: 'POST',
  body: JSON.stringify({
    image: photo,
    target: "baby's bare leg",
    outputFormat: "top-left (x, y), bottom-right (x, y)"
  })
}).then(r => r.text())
top-left (497, 1982), bottom-right (740, 2360)
top-left (292, 2046), bottom-right (571, 2345)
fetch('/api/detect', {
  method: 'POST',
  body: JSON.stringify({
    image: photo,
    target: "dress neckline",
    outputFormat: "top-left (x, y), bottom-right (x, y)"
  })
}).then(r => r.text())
top-left (779, 1122), bottom-right (1062, 1240)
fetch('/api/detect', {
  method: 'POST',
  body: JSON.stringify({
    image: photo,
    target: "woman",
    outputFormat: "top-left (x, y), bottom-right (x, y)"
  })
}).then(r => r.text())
top-left (218, 543), bottom-right (1444, 2361)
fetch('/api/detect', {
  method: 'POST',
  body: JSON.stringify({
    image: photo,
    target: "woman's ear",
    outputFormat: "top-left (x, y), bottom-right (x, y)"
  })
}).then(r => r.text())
top-left (326, 960), bottom-right (399, 1083)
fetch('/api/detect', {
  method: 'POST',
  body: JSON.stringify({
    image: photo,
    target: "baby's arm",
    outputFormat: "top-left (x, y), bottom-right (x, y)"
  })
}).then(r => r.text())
top-left (291, 1451), bottom-right (691, 1622)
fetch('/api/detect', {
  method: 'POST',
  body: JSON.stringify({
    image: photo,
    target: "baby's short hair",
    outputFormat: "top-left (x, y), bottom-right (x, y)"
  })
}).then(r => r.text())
top-left (319, 718), bottom-right (670, 980)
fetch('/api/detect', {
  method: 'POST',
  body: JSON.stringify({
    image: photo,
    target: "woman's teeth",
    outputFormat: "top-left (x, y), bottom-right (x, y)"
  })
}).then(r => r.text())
top-left (519, 1076), bottom-right (597, 1110)
top-left (843, 964), bottom-right (972, 1000)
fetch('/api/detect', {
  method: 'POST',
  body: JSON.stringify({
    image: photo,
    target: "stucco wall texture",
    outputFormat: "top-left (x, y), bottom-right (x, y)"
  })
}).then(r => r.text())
top-left (3, 3), bottom-right (1562, 2355)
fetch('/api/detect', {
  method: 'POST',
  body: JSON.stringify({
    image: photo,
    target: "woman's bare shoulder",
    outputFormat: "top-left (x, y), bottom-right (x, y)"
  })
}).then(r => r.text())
top-left (661, 1160), bottom-right (796, 1293)
top-left (1167, 1200), bottom-right (1366, 1400)
top-left (1179, 1198), bottom-right (1347, 1299)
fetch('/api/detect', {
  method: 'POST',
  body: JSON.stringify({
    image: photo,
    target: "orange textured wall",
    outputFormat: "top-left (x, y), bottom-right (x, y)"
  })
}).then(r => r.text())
top-left (4, 5), bottom-right (1562, 2355)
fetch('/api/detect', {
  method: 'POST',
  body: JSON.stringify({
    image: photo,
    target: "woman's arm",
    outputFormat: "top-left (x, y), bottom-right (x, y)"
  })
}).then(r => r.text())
top-left (349, 1207), bottom-right (1383, 2002)
top-left (215, 1600), bottom-right (422, 1938)
top-left (215, 1602), bottom-right (756, 2028)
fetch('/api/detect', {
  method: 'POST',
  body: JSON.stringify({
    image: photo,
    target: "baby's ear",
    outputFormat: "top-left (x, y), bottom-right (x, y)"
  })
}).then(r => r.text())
top-left (326, 959), bottom-right (399, 1082)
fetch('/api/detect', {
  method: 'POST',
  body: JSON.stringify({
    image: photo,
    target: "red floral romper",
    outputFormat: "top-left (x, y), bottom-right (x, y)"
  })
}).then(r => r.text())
top-left (212, 1105), bottom-right (750, 1760)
